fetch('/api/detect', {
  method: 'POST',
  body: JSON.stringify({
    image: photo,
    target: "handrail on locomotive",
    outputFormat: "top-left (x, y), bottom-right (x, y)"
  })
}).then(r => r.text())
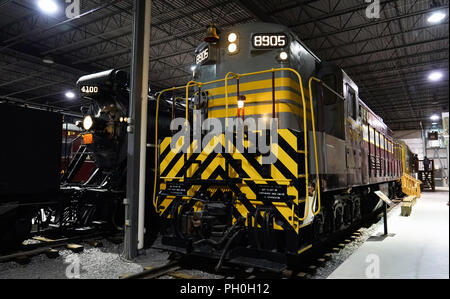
top-left (152, 68), bottom-right (346, 223)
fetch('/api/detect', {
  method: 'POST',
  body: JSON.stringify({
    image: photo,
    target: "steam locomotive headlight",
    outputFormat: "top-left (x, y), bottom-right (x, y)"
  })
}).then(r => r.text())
top-left (228, 43), bottom-right (238, 54)
top-left (83, 115), bottom-right (94, 131)
top-left (279, 51), bottom-right (289, 61)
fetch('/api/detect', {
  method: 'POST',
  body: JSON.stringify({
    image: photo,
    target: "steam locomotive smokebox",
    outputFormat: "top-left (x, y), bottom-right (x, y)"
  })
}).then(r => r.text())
top-left (0, 104), bottom-right (62, 199)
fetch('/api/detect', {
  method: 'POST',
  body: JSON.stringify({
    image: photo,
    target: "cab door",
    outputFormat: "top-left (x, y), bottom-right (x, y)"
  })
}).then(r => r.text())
top-left (345, 84), bottom-right (362, 186)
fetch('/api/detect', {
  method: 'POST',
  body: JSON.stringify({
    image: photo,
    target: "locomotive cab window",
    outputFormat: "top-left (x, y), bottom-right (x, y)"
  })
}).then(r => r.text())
top-left (347, 86), bottom-right (358, 120)
top-left (321, 73), bottom-right (345, 140)
top-left (360, 107), bottom-right (365, 123)
top-left (322, 74), bottom-right (338, 105)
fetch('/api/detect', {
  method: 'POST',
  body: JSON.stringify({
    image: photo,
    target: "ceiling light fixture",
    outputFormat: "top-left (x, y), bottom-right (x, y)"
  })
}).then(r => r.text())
top-left (42, 56), bottom-right (54, 64)
top-left (429, 71), bottom-right (443, 81)
top-left (37, 0), bottom-right (59, 14)
top-left (428, 11), bottom-right (446, 23)
top-left (430, 114), bottom-right (440, 121)
top-left (65, 91), bottom-right (75, 99)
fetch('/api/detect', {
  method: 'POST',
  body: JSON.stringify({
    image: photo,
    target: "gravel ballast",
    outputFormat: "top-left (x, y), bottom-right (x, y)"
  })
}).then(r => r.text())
top-left (0, 240), bottom-right (171, 279)
top-left (0, 208), bottom-right (396, 279)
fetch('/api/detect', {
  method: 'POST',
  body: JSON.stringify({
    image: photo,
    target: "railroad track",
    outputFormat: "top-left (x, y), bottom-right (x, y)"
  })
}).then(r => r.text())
top-left (121, 200), bottom-right (402, 280)
top-left (2, 200), bottom-right (400, 277)
top-left (121, 260), bottom-right (204, 279)
top-left (0, 231), bottom-right (122, 264)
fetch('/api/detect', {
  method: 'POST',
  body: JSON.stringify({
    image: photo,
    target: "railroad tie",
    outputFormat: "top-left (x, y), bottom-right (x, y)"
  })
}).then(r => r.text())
top-left (316, 258), bottom-right (326, 267)
top-left (296, 272), bottom-right (308, 280)
top-left (306, 265), bottom-right (317, 275)
top-left (323, 253), bottom-right (333, 261)
top-left (88, 240), bottom-right (103, 248)
top-left (45, 249), bottom-right (60, 259)
top-left (67, 244), bottom-right (84, 253)
top-left (14, 256), bottom-right (31, 265)
top-left (169, 272), bottom-right (202, 279)
top-left (32, 236), bottom-right (55, 243)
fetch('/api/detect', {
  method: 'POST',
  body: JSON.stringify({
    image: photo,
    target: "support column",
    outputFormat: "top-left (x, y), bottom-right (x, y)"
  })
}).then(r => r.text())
top-left (124, 0), bottom-right (151, 260)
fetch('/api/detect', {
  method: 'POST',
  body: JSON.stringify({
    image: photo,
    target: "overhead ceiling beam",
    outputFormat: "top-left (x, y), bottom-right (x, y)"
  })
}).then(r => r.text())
top-left (269, 0), bottom-right (321, 14)
top-left (343, 48), bottom-right (449, 70)
top-left (0, 47), bottom-right (87, 79)
top-left (328, 36), bottom-right (449, 62)
top-left (0, 95), bottom-right (82, 117)
top-left (287, 0), bottom-right (398, 27)
top-left (0, 0), bottom-right (12, 8)
top-left (3, 79), bottom-right (73, 97)
top-left (300, 5), bottom-right (450, 41)
top-left (361, 87), bottom-right (449, 98)
top-left (362, 78), bottom-right (449, 90)
top-left (351, 59), bottom-right (449, 78)
top-left (1, 0), bottom-right (122, 51)
top-left (317, 22), bottom-right (449, 53)
top-left (235, 0), bottom-right (275, 22)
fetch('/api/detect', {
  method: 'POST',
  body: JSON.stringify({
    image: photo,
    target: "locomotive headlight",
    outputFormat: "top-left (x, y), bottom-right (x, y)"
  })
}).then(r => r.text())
top-left (279, 51), bottom-right (289, 61)
top-left (228, 43), bottom-right (238, 54)
top-left (228, 33), bottom-right (238, 43)
top-left (83, 115), bottom-right (94, 131)
top-left (227, 32), bottom-right (239, 55)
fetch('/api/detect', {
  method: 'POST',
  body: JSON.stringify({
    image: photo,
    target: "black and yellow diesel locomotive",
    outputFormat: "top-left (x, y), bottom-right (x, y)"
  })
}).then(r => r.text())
top-left (154, 22), bottom-right (420, 270)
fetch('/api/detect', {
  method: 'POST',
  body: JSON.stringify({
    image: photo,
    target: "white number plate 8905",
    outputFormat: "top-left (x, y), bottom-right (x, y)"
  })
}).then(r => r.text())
top-left (252, 33), bottom-right (288, 49)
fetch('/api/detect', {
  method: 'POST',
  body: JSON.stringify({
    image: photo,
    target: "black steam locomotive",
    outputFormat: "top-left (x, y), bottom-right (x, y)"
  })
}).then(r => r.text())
top-left (0, 70), bottom-right (179, 251)
top-left (72, 69), bottom-right (182, 246)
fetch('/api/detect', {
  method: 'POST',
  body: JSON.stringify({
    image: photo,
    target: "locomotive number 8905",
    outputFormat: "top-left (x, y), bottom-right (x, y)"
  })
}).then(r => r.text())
top-left (252, 33), bottom-right (288, 49)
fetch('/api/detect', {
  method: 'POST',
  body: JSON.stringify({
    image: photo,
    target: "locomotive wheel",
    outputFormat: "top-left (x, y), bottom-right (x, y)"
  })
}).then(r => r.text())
top-left (353, 196), bottom-right (362, 221)
top-left (321, 207), bottom-right (333, 236)
top-left (332, 200), bottom-right (344, 233)
top-left (343, 199), bottom-right (353, 226)
top-left (312, 212), bottom-right (325, 242)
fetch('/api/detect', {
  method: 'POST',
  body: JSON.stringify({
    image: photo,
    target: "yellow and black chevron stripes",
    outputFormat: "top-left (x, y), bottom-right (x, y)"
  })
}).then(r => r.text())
top-left (157, 129), bottom-right (307, 235)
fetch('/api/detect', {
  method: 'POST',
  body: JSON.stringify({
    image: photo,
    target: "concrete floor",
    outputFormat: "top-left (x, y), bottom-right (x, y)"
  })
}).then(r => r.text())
top-left (328, 188), bottom-right (449, 279)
